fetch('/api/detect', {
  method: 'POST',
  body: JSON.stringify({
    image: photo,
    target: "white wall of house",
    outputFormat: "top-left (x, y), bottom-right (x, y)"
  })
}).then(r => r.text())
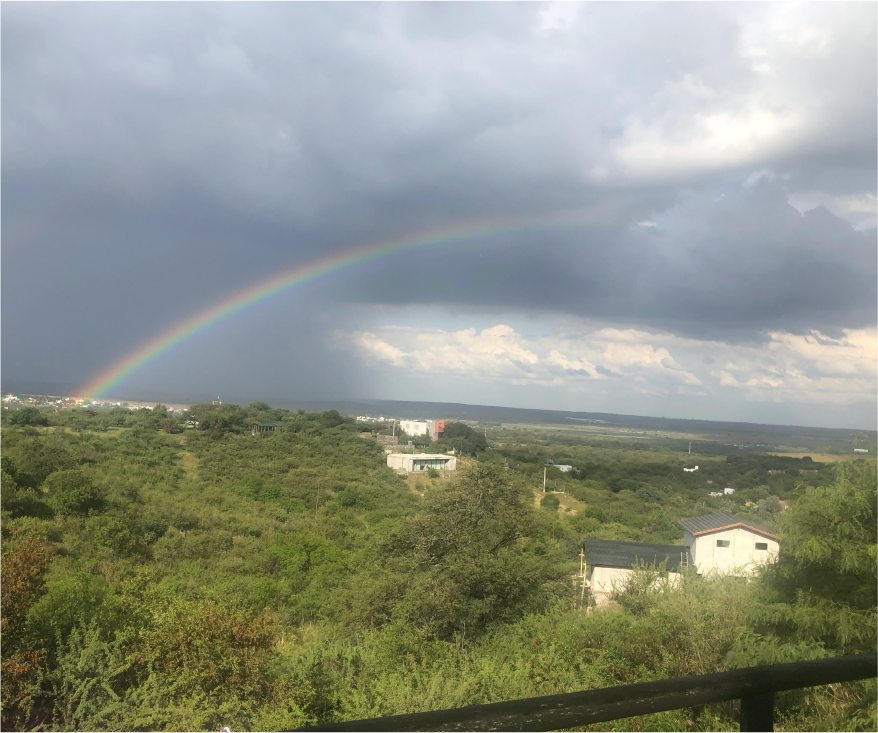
top-left (689, 527), bottom-right (778, 576)
top-left (588, 566), bottom-right (682, 607)
top-left (399, 420), bottom-right (430, 437)
top-left (386, 453), bottom-right (457, 473)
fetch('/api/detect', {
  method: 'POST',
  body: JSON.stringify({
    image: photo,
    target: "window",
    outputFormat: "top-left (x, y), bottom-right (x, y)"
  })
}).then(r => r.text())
top-left (755, 542), bottom-right (768, 551)
top-left (716, 539), bottom-right (730, 548)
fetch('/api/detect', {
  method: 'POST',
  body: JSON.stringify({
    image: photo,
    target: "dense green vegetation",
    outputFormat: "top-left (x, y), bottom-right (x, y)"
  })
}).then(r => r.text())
top-left (1, 403), bottom-right (875, 731)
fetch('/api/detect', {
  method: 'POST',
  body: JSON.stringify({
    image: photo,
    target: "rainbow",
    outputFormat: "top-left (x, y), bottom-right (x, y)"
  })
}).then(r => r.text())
top-left (77, 208), bottom-right (605, 400)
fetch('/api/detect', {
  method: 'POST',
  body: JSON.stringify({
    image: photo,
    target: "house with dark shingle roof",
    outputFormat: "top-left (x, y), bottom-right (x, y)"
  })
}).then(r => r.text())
top-left (583, 538), bottom-right (691, 607)
top-left (583, 512), bottom-right (779, 607)
top-left (679, 512), bottom-right (778, 576)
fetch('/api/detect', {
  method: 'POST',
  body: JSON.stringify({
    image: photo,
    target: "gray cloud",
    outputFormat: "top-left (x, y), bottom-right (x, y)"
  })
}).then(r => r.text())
top-left (2, 2), bottom-right (875, 419)
top-left (347, 182), bottom-right (875, 341)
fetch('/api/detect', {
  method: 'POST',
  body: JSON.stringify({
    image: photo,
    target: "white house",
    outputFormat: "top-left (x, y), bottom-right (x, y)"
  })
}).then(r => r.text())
top-left (709, 491), bottom-right (723, 497)
top-left (683, 466), bottom-right (699, 472)
top-left (399, 420), bottom-right (447, 441)
top-left (723, 487), bottom-right (735, 495)
top-left (583, 512), bottom-right (780, 607)
top-left (387, 453), bottom-right (457, 473)
top-left (549, 463), bottom-right (574, 473)
top-left (399, 420), bottom-right (431, 437)
top-left (583, 539), bottom-right (689, 607)
top-left (679, 512), bottom-right (778, 576)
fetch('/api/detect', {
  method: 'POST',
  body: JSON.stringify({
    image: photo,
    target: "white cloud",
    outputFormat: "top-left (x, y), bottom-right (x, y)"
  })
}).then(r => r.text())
top-left (341, 321), bottom-right (876, 408)
top-left (345, 324), bottom-right (538, 378)
top-left (786, 191), bottom-right (877, 231)
top-left (538, 2), bottom-right (580, 32)
top-left (613, 105), bottom-right (804, 182)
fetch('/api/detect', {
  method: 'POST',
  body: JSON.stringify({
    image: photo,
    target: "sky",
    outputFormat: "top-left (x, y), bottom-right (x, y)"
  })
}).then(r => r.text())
top-left (3, 2), bottom-right (876, 429)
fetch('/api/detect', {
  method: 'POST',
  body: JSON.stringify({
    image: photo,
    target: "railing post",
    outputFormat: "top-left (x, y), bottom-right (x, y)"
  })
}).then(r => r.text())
top-left (740, 692), bottom-right (774, 732)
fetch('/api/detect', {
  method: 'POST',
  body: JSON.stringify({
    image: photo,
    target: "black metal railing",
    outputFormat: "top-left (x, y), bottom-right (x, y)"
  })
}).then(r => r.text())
top-left (295, 652), bottom-right (876, 732)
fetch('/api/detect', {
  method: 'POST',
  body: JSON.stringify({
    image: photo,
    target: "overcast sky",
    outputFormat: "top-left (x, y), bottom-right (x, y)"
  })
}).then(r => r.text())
top-left (3, 2), bottom-right (876, 428)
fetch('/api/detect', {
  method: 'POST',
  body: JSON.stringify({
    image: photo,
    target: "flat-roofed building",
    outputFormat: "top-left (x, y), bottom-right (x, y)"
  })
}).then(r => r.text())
top-left (387, 453), bottom-right (457, 473)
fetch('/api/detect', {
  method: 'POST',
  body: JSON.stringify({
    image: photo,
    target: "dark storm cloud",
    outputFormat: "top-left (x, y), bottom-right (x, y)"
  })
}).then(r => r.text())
top-left (2, 2), bottom-right (875, 389)
top-left (346, 180), bottom-right (875, 341)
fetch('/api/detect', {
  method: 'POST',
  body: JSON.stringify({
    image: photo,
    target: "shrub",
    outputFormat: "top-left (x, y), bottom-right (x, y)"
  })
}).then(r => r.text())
top-left (87, 516), bottom-right (138, 556)
top-left (43, 470), bottom-right (102, 515)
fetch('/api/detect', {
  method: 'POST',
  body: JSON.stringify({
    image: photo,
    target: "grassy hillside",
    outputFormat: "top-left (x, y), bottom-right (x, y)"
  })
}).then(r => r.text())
top-left (1, 403), bottom-right (874, 731)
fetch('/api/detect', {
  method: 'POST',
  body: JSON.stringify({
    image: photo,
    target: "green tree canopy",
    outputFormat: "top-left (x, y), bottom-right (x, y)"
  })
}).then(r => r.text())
top-left (371, 463), bottom-right (566, 638)
top-left (8, 407), bottom-right (48, 427)
top-left (435, 422), bottom-right (488, 456)
top-left (43, 469), bottom-right (102, 516)
top-left (732, 462), bottom-right (877, 663)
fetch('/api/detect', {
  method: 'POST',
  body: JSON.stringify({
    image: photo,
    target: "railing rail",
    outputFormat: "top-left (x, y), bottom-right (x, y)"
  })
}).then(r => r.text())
top-left (295, 652), bottom-right (876, 732)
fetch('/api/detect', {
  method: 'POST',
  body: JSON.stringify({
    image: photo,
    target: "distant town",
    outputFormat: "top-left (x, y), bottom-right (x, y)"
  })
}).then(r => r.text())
top-left (2, 393), bottom-right (190, 413)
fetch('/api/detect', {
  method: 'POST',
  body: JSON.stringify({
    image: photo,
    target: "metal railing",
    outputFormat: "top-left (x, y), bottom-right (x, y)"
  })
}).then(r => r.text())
top-left (295, 652), bottom-right (876, 732)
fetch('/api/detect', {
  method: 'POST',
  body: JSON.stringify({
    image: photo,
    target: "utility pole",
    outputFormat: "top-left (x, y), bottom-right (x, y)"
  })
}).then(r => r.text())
top-left (579, 547), bottom-right (587, 610)
top-left (689, 441), bottom-right (691, 455)
top-left (543, 465), bottom-right (547, 492)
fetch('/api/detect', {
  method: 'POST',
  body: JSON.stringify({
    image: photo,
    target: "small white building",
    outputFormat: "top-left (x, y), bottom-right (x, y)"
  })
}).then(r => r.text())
top-left (683, 466), bottom-right (699, 472)
top-left (854, 448), bottom-right (869, 453)
top-left (680, 512), bottom-right (778, 576)
top-left (387, 453), bottom-right (457, 473)
top-left (723, 487), bottom-right (735, 495)
top-left (709, 491), bottom-right (724, 497)
top-left (584, 539), bottom-right (689, 607)
top-left (399, 419), bottom-right (447, 441)
top-left (549, 463), bottom-right (574, 473)
top-left (399, 420), bottom-right (430, 437)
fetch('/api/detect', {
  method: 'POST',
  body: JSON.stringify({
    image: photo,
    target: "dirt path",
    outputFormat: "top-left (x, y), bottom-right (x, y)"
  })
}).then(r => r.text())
top-left (180, 450), bottom-right (198, 477)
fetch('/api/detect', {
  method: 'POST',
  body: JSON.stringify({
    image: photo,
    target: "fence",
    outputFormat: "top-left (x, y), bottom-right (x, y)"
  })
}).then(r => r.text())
top-left (295, 652), bottom-right (876, 732)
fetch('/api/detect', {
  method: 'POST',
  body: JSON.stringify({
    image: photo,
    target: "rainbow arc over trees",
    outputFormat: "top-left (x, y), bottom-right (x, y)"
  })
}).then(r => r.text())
top-left (77, 209), bottom-right (604, 400)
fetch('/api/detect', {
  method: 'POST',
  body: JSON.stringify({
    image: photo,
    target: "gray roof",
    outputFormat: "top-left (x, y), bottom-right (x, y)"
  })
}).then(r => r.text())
top-left (584, 539), bottom-right (691, 572)
top-left (678, 512), bottom-right (776, 538)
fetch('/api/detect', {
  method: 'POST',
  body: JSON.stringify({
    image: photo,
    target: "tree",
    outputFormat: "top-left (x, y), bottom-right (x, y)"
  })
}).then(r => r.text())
top-left (8, 407), bottom-right (48, 427)
top-left (1, 531), bottom-right (50, 730)
top-left (1, 461), bottom-right (52, 519)
top-left (750, 495), bottom-right (782, 525)
top-left (374, 463), bottom-right (567, 638)
top-left (43, 469), bottom-right (102, 515)
top-left (319, 409), bottom-right (345, 428)
top-left (86, 516), bottom-right (137, 556)
top-left (733, 462), bottom-right (877, 661)
top-left (728, 463), bottom-right (877, 728)
top-left (436, 422), bottom-right (488, 456)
